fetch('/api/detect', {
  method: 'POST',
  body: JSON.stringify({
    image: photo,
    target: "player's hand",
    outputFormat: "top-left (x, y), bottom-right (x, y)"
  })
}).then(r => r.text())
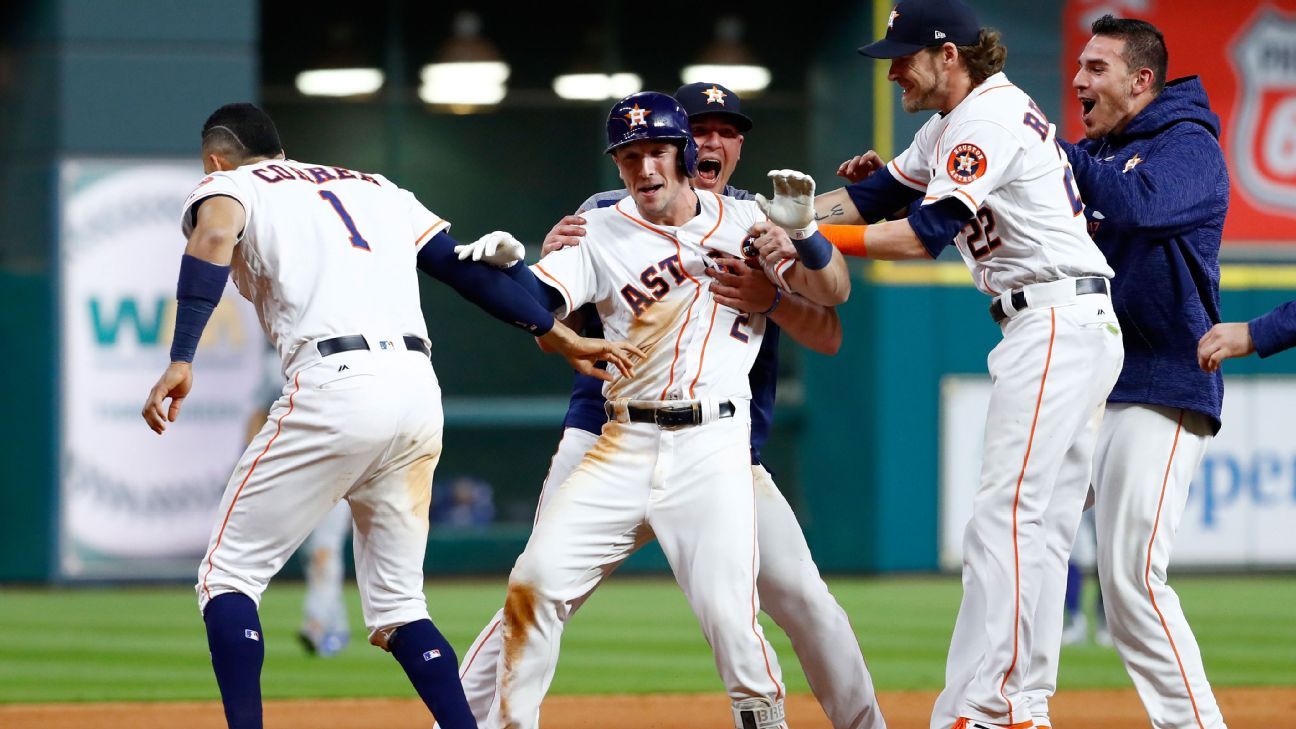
top-left (746, 221), bottom-right (798, 267)
top-left (705, 255), bottom-right (777, 314)
top-left (1197, 322), bottom-right (1254, 372)
top-left (836, 151), bottom-right (885, 183)
top-left (754, 169), bottom-right (818, 238)
top-left (454, 231), bottom-right (525, 268)
top-left (142, 362), bottom-right (194, 434)
top-left (542, 215), bottom-right (587, 256)
top-left (539, 322), bottom-right (645, 382)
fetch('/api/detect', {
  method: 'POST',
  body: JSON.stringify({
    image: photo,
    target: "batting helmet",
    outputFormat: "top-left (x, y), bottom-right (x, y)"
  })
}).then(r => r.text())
top-left (605, 91), bottom-right (698, 178)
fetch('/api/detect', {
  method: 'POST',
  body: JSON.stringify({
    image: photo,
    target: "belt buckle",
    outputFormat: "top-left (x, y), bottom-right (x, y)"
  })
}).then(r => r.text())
top-left (654, 403), bottom-right (698, 430)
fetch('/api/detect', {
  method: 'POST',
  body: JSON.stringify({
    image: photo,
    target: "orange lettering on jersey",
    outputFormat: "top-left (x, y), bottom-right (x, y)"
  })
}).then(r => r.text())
top-left (947, 143), bottom-right (987, 184)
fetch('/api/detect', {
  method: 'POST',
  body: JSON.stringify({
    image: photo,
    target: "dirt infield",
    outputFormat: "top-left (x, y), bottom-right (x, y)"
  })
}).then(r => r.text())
top-left (3, 687), bottom-right (1293, 728)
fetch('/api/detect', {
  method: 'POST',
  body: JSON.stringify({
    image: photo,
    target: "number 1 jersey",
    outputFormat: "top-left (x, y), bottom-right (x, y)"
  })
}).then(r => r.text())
top-left (180, 159), bottom-right (446, 368)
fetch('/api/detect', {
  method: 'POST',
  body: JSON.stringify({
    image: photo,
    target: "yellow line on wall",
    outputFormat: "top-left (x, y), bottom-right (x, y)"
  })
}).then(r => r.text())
top-left (873, 0), bottom-right (893, 160)
top-left (866, 260), bottom-right (1296, 290)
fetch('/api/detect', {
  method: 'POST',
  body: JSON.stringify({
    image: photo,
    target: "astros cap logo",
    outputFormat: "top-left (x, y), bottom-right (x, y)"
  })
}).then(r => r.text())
top-left (888, 7), bottom-right (900, 29)
top-left (703, 85), bottom-right (727, 105)
top-left (623, 104), bottom-right (652, 127)
top-left (947, 143), bottom-right (987, 184)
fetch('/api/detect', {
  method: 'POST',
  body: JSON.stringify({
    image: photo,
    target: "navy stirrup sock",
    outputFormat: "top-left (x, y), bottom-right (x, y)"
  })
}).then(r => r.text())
top-left (203, 593), bottom-right (264, 729)
top-left (389, 619), bottom-right (476, 728)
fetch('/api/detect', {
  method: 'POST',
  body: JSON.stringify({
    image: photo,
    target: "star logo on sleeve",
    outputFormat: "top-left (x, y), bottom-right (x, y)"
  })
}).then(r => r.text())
top-left (1123, 153), bottom-right (1143, 172)
top-left (946, 143), bottom-right (987, 184)
top-left (703, 85), bottom-right (727, 105)
top-left (888, 7), bottom-right (900, 28)
top-left (624, 104), bottom-right (652, 127)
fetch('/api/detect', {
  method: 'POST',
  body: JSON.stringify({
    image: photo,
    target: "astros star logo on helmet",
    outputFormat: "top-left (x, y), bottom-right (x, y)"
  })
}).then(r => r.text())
top-left (947, 143), bottom-right (987, 184)
top-left (623, 104), bottom-right (651, 127)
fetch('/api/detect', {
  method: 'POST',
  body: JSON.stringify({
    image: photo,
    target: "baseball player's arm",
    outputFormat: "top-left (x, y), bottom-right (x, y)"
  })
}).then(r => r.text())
top-left (815, 167), bottom-right (924, 226)
top-left (706, 255), bottom-right (840, 355)
top-left (1062, 126), bottom-right (1225, 236)
top-left (753, 171), bottom-right (851, 306)
top-left (417, 230), bottom-right (559, 334)
top-left (1199, 300), bottom-right (1296, 370)
top-left (814, 197), bottom-right (973, 260)
top-left (141, 195), bottom-right (245, 434)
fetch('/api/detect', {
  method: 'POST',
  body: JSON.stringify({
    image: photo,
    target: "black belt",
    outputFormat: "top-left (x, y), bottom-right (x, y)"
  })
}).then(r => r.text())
top-left (989, 277), bottom-right (1109, 324)
top-left (317, 334), bottom-right (430, 358)
top-left (604, 400), bottom-right (736, 429)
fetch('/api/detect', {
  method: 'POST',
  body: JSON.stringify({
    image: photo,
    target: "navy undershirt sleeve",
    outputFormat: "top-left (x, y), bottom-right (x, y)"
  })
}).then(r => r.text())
top-left (500, 257), bottom-right (567, 312)
top-left (844, 167), bottom-right (925, 223)
top-left (415, 230), bottom-right (556, 335)
top-left (908, 197), bottom-right (975, 259)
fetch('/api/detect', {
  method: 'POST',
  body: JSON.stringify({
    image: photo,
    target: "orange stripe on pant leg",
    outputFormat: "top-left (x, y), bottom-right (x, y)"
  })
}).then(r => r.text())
top-left (749, 473), bottom-right (782, 701)
top-left (460, 618), bottom-right (502, 680)
top-left (201, 371), bottom-right (302, 601)
top-left (997, 308), bottom-right (1056, 725)
top-left (1144, 410), bottom-right (1207, 729)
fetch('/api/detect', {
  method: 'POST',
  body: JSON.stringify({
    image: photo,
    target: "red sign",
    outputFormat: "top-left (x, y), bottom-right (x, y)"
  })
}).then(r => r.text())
top-left (1062, 0), bottom-right (1296, 244)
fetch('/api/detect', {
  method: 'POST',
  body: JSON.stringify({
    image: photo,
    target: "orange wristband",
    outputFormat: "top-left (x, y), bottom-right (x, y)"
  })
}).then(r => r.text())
top-left (820, 224), bottom-right (868, 258)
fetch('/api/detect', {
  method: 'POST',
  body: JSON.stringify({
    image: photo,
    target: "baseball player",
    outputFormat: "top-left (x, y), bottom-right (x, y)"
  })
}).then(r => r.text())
top-left (139, 102), bottom-right (639, 729)
top-left (455, 91), bottom-right (849, 729)
top-left (448, 83), bottom-right (885, 729)
top-left (1199, 300), bottom-right (1296, 370)
top-left (813, 2), bottom-right (1124, 727)
top-left (1027, 16), bottom-right (1232, 729)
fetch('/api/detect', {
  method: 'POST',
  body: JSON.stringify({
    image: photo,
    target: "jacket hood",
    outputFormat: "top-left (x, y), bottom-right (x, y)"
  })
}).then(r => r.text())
top-left (1118, 76), bottom-right (1221, 140)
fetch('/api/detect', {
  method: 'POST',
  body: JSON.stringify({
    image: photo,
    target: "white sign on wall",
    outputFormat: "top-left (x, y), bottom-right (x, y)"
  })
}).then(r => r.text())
top-left (58, 159), bottom-right (264, 579)
top-left (940, 375), bottom-right (1296, 570)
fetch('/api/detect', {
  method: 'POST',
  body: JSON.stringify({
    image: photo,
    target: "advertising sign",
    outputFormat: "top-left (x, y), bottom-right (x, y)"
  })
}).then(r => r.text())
top-left (58, 160), bottom-right (264, 579)
top-left (940, 376), bottom-right (1296, 570)
top-left (1062, 0), bottom-right (1296, 245)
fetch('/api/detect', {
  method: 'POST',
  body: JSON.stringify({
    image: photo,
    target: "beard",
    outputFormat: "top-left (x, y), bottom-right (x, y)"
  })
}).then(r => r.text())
top-left (900, 59), bottom-right (947, 113)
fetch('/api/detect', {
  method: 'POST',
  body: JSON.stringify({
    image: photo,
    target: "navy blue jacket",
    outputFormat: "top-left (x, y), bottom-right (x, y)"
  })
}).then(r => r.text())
top-left (1250, 301), bottom-right (1296, 358)
top-left (1063, 77), bottom-right (1227, 431)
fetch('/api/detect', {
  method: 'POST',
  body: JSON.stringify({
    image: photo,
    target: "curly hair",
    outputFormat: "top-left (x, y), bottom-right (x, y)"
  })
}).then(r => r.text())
top-left (955, 28), bottom-right (1008, 87)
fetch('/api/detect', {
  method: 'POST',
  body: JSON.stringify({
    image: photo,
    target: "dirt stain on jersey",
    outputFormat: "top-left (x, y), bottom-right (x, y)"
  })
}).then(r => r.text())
top-left (500, 581), bottom-right (538, 729)
top-left (610, 292), bottom-right (693, 400)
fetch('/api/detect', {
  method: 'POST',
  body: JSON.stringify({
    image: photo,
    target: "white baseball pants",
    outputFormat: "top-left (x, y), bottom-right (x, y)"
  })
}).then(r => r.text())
top-left (453, 428), bottom-right (885, 729)
top-left (1024, 405), bottom-right (1223, 729)
top-left (487, 411), bottom-right (788, 729)
top-left (931, 295), bottom-right (1122, 729)
top-left (299, 500), bottom-right (353, 640)
top-left (196, 345), bottom-right (443, 645)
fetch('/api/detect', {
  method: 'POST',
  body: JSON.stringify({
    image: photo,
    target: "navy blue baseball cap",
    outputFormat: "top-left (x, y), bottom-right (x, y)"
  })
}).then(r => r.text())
top-left (859, 0), bottom-right (982, 59)
top-left (673, 82), bottom-right (753, 132)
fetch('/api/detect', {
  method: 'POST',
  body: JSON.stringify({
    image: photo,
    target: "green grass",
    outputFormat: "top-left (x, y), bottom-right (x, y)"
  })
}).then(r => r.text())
top-left (0, 575), bottom-right (1292, 703)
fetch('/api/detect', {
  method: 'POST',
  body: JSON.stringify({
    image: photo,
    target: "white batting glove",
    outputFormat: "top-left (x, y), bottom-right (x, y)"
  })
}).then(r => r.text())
top-left (754, 169), bottom-right (818, 240)
top-left (454, 231), bottom-right (525, 268)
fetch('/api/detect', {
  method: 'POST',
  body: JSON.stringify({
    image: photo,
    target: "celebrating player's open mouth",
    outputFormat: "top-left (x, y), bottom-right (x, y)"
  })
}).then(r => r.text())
top-left (696, 157), bottom-right (723, 186)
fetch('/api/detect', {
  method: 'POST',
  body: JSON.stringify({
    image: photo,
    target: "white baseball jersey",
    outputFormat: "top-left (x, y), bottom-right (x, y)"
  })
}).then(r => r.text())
top-left (889, 72), bottom-right (1113, 295)
top-left (532, 189), bottom-right (774, 403)
top-left (181, 159), bottom-right (449, 369)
